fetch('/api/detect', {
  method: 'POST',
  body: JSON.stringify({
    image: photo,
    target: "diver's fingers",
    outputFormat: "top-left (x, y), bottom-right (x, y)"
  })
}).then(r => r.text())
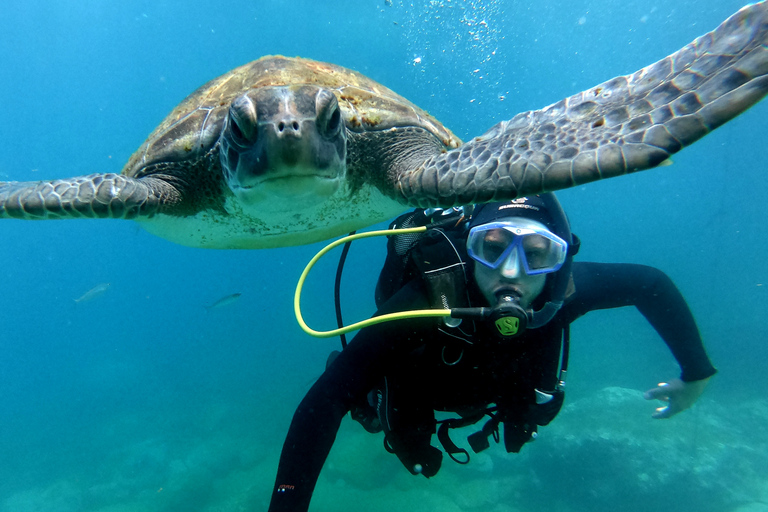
top-left (643, 382), bottom-right (671, 401)
top-left (651, 405), bottom-right (675, 419)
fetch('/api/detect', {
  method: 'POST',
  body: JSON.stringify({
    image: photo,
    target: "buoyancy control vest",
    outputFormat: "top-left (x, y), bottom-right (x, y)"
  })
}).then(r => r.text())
top-left (332, 206), bottom-right (571, 472)
top-left (375, 207), bottom-right (473, 320)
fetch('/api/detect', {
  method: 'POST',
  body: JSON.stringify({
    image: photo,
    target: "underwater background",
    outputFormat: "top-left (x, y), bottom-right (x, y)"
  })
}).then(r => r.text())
top-left (1, 1), bottom-right (767, 511)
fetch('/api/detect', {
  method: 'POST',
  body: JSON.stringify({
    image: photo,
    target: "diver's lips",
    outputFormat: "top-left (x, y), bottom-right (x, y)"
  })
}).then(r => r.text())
top-left (494, 288), bottom-right (523, 302)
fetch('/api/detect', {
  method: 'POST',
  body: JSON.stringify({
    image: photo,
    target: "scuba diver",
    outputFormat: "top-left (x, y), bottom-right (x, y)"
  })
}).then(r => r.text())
top-left (268, 193), bottom-right (716, 512)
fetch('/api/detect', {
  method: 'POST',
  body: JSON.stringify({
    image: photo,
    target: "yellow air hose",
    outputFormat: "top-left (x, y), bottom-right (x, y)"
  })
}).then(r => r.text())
top-left (294, 226), bottom-right (454, 338)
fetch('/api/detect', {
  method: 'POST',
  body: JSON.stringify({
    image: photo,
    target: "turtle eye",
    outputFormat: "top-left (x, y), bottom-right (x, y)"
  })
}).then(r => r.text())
top-left (327, 107), bottom-right (341, 135)
top-left (316, 90), bottom-right (343, 139)
top-left (228, 94), bottom-right (259, 147)
top-left (229, 116), bottom-right (247, 145)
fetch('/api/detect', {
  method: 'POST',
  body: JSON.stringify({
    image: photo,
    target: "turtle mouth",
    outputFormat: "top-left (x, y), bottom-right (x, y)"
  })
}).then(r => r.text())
top-left (234, 172), bottom-right (340, 193)
top-left (231, 173), bottom-right (342, 211)
top-left (229, 144), bottom-right (343, 192)
top-left (248, 172), bottom-right (339, 186)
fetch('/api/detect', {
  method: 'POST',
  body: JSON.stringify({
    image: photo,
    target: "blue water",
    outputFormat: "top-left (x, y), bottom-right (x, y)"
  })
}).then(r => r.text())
top-left (0, 1), bottom-right (767, 511)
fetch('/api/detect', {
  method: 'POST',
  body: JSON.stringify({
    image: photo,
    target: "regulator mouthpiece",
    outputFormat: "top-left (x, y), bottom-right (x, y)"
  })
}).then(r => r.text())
top-left (448, 295), bottom-right (530, 339)
top-left (489, 295), bottom-right (528, 338)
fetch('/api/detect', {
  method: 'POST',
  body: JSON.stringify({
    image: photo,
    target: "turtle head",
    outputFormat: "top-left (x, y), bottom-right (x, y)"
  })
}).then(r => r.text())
top-left (219, 85), bottom-right (347, 212)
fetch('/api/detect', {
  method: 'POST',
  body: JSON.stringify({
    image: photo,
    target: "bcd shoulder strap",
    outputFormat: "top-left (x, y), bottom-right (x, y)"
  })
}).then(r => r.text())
top-left (409, 228), bottom-right (471, 316)
top-left (374, 208), bottom-right (470, 311)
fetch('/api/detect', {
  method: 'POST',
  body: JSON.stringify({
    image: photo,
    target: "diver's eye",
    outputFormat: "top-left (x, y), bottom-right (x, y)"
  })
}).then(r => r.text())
top-left (316, 90), bottom-right (343, 139)
top-left (525, 248), bottom-right (549, 269)
top-left (522, 236), bottom-right (558, 270)
top-left (482, 239), bottom-right (508, 263)
top-left (478, 228), bottom-right (513, 263)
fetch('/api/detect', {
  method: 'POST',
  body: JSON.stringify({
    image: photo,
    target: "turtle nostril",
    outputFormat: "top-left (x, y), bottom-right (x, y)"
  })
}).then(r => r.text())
top-left (277, 120), bottom-right (300, 135)
top-left (277, 120), bottom-right (300, 133)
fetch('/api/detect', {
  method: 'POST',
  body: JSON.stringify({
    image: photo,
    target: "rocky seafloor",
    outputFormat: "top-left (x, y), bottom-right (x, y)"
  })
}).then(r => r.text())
top-left (3, 387), bottom-right (767, 512)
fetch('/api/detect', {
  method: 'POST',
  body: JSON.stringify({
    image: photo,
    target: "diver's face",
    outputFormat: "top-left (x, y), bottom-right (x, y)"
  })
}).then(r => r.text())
top-left (472, 217), bottom-right (549, 308)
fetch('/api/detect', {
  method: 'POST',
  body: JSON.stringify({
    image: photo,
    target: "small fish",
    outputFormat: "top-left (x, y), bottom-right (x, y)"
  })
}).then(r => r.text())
top-left (205, 292), bottom-right (242, 311)
top-left (74, 283), bottom-right (111, 303)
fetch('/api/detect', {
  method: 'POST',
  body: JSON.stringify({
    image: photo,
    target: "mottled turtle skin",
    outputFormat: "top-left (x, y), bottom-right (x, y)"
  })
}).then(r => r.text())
top-left (1, 1), bottom-right (767, 248)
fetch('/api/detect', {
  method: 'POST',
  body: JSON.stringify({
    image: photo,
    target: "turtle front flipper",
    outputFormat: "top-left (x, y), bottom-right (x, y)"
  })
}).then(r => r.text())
top-left (396, 1), bottom-right (768, 207)
top-left (0, 173), bottom-right (182, 220)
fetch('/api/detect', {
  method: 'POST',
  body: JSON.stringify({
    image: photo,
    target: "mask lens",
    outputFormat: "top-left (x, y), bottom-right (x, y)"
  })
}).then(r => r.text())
top-left (469, 227), bottom-right (515, 267)
top-left (522, 234), bottom-right (564, 272)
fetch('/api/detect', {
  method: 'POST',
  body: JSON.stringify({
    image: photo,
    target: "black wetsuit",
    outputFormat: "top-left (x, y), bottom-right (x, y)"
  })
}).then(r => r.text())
top-left (268, 262), bottom-right (717, 512)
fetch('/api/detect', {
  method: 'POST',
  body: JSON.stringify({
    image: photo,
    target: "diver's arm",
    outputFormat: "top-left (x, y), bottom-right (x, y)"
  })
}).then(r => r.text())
top-left (268, 372), bottom-right (350, 512)
top-left (268, 283), bottom-right (434, 512)
top-left (568, 262), bottom-right (716, 382)
top-left (567, 262), bottom-right (715, 419)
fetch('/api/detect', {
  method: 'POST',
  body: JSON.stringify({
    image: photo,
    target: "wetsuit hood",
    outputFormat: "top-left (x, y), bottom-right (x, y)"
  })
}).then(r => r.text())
top-left (469, 194), bottom-right (578, 329)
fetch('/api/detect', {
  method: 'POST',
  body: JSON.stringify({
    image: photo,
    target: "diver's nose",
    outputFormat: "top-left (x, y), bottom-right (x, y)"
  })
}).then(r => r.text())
top-left (499, 247), bottom-right (524, 279)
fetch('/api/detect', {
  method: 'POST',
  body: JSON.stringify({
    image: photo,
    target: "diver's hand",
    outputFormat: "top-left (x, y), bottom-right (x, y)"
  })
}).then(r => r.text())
top-left (643, 377), bottom-right (710, 419)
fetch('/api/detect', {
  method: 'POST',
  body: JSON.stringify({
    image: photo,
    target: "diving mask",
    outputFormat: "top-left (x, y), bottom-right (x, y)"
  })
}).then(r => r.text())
top-left (466, 221), bottom-right (568, 275)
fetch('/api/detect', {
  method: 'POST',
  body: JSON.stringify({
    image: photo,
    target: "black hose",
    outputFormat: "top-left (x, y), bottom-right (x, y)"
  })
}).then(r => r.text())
top-left (334, 232), bottom-right (355, 349)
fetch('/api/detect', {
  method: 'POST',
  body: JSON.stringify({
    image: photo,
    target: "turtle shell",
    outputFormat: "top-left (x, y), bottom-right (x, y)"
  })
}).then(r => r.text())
top-left (122, 55), bottom-right (461, 178)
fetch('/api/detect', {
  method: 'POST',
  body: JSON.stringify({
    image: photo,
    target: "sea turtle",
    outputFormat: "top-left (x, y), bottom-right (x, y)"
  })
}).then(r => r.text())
top-left (1, 2), bottom-right (767, 249)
